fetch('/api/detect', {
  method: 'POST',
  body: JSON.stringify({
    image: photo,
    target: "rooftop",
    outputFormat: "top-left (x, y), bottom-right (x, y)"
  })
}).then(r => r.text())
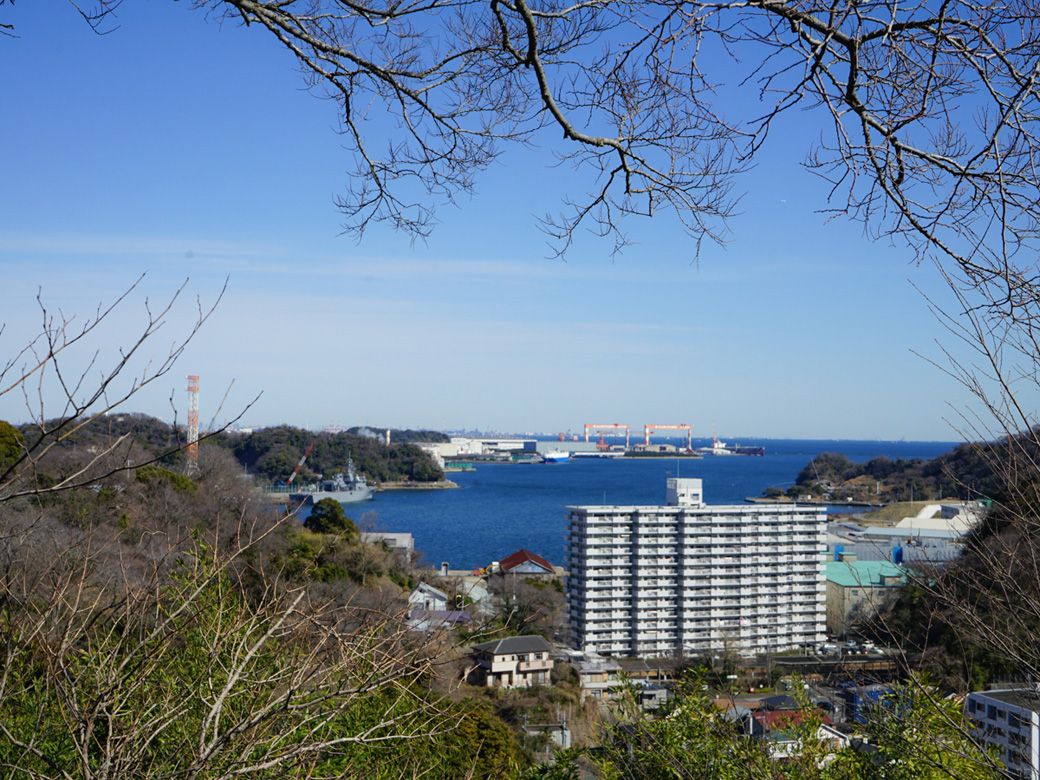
top-left (569, 502), bottom-right (824, 513)
top-left (973, 689), bottom-right (1040, 711)
top-left (473, 634), bottom-right (551, 655)
top-left (407, 609), bottom-right (471, 625)
top-left (760, 694), bottom-right (799, 711)
top-left (413, 582), bottom-right (449, 601)
top-left (751, 708), bottom-right (830, 732)
top-left (859, 527), bottom-right (963, 540)
top-left (573, 657), bottom-right (623, 674)
top-left (499, 548), bottom-right (554, 573)
top-left (826, 560), bottom-right (907, 588)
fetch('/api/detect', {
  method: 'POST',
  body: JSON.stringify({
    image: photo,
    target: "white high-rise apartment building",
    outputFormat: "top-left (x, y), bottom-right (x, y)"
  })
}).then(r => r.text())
top-left (566, 478), bottom-right (827, 657)
top-left (966, 689), bottom-right (1040, 780)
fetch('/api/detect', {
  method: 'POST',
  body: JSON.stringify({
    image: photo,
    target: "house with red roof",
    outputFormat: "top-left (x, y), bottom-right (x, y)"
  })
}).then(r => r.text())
top-left (744, 706), bottom-right (849, 763)
top-left (498, 549), bottom-right (555, 576)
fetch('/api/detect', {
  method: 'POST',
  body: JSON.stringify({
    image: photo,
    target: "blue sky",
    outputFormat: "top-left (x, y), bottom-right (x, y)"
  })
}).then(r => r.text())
top-left (0, 3), bottom-right (986, 440)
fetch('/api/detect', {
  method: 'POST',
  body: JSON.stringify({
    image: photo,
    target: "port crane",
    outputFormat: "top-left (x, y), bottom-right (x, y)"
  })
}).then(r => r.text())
top-left (643, 423), bottom-right (693, 451)
top-left (583, 423), bottom-right (630, 449)
top-left (287, 441), bottom-right (316, 485)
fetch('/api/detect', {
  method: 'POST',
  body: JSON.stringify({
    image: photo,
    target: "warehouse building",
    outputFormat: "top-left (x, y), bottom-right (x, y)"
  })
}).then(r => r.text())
top-left (825, 557), bottom-right (907, 636)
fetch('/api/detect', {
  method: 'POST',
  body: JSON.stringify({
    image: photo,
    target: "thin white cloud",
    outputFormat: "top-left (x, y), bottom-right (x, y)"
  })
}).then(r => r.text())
top-left (0, 231), bottom-right (282, 260)
top-left (0, 230), bottom-right (716, 283)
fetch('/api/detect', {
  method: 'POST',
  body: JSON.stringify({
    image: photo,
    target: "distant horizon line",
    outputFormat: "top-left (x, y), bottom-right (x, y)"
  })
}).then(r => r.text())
top-left (6, 410), bottom-right (965, 445)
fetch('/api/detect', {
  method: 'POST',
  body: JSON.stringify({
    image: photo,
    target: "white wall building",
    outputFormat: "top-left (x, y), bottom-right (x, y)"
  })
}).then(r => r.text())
top-left (967, 689), bottom-right (1040, 780)
top-left (408, 582), bottom-right (449, 612)
top-left (566, 478), bottom-right (827, 657)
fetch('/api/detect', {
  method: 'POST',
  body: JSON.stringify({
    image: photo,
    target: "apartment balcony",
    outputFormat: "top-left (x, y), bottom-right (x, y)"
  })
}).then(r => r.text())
top-left (708, 588), bottom-right (739, 598)
top-left (640, 603), bottom-right (673, 615)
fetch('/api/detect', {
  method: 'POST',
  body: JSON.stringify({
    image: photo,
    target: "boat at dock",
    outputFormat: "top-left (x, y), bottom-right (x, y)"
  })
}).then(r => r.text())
top-left (697, 435), bottom-right (765, 457)
top-left (542, 449), bottom-right (571, 463)
top-left (288, 459), bottom-right (373, 504)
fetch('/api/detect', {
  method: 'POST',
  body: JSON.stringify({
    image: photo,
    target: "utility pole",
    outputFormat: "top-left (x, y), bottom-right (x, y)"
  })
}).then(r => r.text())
top-left (186, 374), bottom-right (200, 475)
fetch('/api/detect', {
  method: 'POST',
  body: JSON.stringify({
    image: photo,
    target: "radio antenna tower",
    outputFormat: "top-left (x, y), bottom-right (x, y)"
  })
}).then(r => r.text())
top-left (186, 374), bottom-right (200, 474)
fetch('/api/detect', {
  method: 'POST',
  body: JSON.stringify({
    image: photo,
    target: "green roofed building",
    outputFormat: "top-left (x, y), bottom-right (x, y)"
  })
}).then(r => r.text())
top-left (825, 558), bottom-right (907, 637)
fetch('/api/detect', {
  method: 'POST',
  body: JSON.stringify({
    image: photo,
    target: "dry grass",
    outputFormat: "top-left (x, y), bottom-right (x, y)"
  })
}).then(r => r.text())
top-left (857, 500), bottom-right (955, 527)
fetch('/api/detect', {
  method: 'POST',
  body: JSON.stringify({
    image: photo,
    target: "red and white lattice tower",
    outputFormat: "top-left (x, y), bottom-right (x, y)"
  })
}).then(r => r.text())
top-left (186, 374), bottom-right (200, 473)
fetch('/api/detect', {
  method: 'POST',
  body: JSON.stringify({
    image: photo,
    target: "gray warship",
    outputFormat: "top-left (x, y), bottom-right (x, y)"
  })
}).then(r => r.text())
top-left (289, 459), bottom-right (373, 505)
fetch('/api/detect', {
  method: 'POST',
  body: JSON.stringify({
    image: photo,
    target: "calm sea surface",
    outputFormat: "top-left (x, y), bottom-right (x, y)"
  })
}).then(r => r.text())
top-left (346, 438), bottom-right (958, 571)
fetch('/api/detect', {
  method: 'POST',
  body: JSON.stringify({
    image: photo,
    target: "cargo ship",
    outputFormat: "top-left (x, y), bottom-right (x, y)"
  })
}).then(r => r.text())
top-left (542, 449), bottom-right (571, 463)
top-left (697, 435), bottom-right (765, 457)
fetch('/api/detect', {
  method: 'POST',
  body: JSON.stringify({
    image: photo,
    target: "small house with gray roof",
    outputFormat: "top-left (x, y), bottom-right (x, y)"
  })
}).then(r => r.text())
top-left (469, 635), bottom-right (553, 689)
top-left (409, 582), bottom-right (449, 612)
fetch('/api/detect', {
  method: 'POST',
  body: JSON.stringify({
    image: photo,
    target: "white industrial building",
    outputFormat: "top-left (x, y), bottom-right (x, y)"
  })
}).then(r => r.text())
top-left (566, 478), bottom-right (827, 657)
top-left (967, 689), bottom-right (1040, 779)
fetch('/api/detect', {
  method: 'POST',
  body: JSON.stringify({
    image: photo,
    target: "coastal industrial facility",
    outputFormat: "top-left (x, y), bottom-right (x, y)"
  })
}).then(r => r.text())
top-left (419, 423), bottom-right (764, 465)
top-left (566, 478), bottom-right (826, 657)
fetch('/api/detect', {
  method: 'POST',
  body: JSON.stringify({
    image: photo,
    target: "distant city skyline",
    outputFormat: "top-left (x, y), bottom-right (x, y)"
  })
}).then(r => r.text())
top-left (0, 4), bottom-right (1000, 441)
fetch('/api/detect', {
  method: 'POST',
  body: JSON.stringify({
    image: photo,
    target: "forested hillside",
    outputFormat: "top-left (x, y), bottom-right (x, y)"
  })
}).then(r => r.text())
top-left (219, 425), bottom-right (445, 484)
top-left (15, 414), bottom-right (447, 485)
top-left (766, 439), bottom-right (1011, 503)
top-left (0, 416), bottom-right (521, 778)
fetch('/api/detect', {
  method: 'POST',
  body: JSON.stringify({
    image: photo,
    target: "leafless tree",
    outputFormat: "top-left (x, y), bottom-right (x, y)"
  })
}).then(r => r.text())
top-left (0, 515), bottom-right (464, 779)
top-left (18, 0), bottom-right (1040, 736)
top-left (15, 0), bottom-right (1037, 281)
top-left (0, 276), bottom-right (258, 503)
top-left (876, 266), bottom-right (1040, 691)
top-left (0, 274), bottom-right (489, 775)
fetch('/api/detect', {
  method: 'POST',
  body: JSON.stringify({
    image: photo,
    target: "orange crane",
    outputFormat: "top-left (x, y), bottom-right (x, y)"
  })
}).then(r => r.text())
top-left (644, 423), bottom-right (693, 451)
top-left (287, 441), bottom-right (316, 485)
top-left (584, 423), bottom-right (630, 449)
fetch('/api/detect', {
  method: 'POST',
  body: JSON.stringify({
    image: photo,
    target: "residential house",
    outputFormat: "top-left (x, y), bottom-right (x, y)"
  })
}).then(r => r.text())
top-left (407, 609), bottom-right (472, 634)
top-left (470, 635), bottom-right (553, 689)
top-left (573, 656), bottom-right (624, 702)
top-left (745, 706), bottom-right (849, 763)
top-left (499, 549), bottom-right (556, 577)
top-left (360, 531), bottom-right (415, 556)
top-left (409, 582), bottom-right (448, 612)
top-left (637, 683), bottom-right (672, 712)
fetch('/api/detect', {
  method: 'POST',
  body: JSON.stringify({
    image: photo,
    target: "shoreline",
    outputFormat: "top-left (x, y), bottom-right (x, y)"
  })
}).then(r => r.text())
top-left (376, 479), bottom-right (459, 491)
top-left (745, 496), bottom-right (884, 508)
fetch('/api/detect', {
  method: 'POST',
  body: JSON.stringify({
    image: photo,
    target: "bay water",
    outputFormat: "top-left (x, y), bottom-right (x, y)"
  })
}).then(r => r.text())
top-left (348, 438), bottom-right (957, 571)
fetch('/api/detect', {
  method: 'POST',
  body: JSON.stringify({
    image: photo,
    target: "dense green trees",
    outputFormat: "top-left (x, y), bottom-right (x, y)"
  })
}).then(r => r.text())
top-left (135, 464), bottom-right (198, 493)
top-left (773, 440), bottom-right (1012, 503)
top-left (8, 415), bottom-right (446, 487)
top-left (304, 497), bottom-right (359, 539)
top-left (0, 420), bottom-right (23, 476)
top-left (221, 424), bottom-right (444, 484)
top-left (533, 677), bottom-right (999, 779)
